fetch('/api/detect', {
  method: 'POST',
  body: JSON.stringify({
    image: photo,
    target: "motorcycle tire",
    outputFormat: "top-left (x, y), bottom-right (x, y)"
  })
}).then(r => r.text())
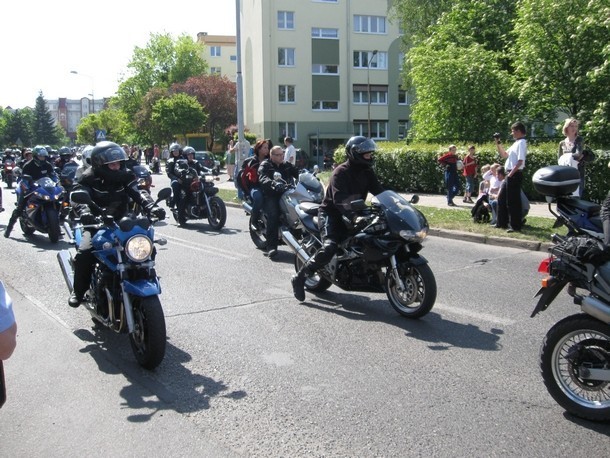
top-left (207, 196), bottom-right (227, 230)
top-left (6, 177), bottom-right (12, 189)
top-left (19, 218), bottom-right (35, 236)
top-left (129, 295), bottom-right (166, 370)
top-left (294, 256), bottom-right (332, 292)
top-left (540, 313), bottom-right (610, 421)
top-left (386, 262), bottom-right (436, 318)
top-left (46, 208), bottom-right (61, 243)
top-left (249, 216), bottom-right (269, 250)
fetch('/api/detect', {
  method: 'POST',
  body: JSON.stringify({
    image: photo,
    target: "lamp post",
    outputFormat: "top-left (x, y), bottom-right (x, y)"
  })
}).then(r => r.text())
top-left (70, 70), bottom-right (95, 115)
top-left (366, 50), bottom-right (378, 138)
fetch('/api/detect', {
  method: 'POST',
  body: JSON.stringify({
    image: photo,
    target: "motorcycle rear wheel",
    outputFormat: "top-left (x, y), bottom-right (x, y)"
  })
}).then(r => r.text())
top-left (46, 208), bottom-right (61, 243)
top-left (129, 295), bottom-right (166, 370)
top-left (540, 313), bottom-right (610, 421)
top-left (207, 196), bottom-right (227, 230)
top-left (249, 216), bottom-right (268, 250)
top-left (386, 262), bottom-right (436, 318)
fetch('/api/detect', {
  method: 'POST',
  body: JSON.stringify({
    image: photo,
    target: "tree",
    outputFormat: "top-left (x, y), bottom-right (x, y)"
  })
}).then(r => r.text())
top-left (32, 92), bottom-right (61, 146)
top-left (114, 33), bottom-right (207, 121)
top-left (150, 93), bottom-right (208, 143)
top-left (172, 74), bottom-right (237, 151)
top-left (513, 0), bottom-right (610, 143)
top-left (3, 108), bottom-right (33, 147)
top-left (391, 0), bottom-right (453, 46)
top-left (133, 87), bottom-right (171, 146)
top-left (76, 107), bottom-right (131, 145)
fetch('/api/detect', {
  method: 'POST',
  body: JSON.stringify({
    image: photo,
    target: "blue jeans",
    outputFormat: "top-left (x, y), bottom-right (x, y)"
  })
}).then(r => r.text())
top-left (250, 187), bottom-right (264, 222)
top-left (444, 171), bottom-right (459, 203)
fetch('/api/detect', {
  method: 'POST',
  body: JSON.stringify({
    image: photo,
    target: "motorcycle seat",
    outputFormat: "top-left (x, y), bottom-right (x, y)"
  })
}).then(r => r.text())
top-left (559, 197), bottom-right (600, 217)
top-left (299, 201), bottom-right (320, 216)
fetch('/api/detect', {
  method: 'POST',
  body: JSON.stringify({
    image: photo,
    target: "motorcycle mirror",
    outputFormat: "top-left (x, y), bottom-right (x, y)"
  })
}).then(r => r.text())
top-left (155, 238), bottom-right (168, 246)
top-left (156, 187), bottom-right (172, 202)
top-left (350, 199), bottom-right (367, 211)
top-left (410, 195), bottom-right (419, 205)
top-left (273, 171), bottom-right (282, 181)
top-left (70, 190), bottom-right (93, 205)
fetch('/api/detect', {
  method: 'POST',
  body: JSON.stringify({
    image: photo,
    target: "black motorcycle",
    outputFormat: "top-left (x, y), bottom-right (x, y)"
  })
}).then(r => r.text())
top-left (168, 163), bottom-right (227, 230)
top-left (283, 190), bottom-right (437, 318)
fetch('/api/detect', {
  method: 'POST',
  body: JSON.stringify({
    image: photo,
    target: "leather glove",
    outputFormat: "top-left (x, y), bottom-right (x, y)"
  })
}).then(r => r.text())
top-left (150, 206), bottom-right (166, 220)
top-left (353, 216), bottom-right (369, 228)
top-left (79, 213), bottom-right (97, 225)
top-left (273, 183), bottom-right (287, 194)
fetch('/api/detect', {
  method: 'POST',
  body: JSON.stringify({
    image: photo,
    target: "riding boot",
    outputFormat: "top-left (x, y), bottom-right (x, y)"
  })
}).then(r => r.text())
top-left (69, 250), bottom-right (95, 307)
top-left (4, 210), bottom-right (19, 238)
top-left (291, 262), bottom-right (314, 301)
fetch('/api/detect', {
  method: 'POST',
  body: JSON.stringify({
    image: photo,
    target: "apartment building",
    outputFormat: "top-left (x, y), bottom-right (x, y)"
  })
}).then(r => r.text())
top-left (239, 0), bottom-right (408, 162)
top-left (197, 33), bottom-right (238, 82)
top-left (47, 97), bottom-right (104, 142)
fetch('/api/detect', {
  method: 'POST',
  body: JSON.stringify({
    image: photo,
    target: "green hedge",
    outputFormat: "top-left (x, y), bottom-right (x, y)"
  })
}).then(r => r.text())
top-left (334, 142), bottom-right (609, 203)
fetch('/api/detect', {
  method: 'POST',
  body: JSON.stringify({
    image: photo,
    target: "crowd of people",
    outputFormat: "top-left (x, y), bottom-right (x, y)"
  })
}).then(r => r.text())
top-left (437, 118), bottom-right (594, 233)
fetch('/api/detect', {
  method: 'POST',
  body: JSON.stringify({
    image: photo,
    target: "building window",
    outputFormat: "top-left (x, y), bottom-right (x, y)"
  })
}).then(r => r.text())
top-left (278, 11), bottom-right (294, 30)
top-left (210, 46), bottom-right (221, 57)
top-left (353, 51), bottom-right (387, 69)
top-left (398, 88), bottom-right (410, 105)
top-left (353, 15), bottom-right (387, 34)
top-left (210, 67), bottom-right (222, 75)
top-left (279, 85), bottom-right (296, 103)
top-left (398, 120), bottom-right (410, 139)
top-left (230, 55), bottom-right (237, 61)
top-left (311, 27), bottom-right (338, 39)
top-left (278, 48), bottom-right (295, 67)
top-left (312, 64), bottom-right (339, 75)
top-left (353, 85), bottom-right (388, 105)
top-left (312, 100), bottom-right (339, 111)
top-left (353, 121), bottom-right (388, 139)
top-left (279, 122), bottom-right (297, 140)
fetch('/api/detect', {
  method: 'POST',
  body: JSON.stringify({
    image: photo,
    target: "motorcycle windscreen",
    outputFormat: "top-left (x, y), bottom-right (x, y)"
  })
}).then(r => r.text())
top-left (371, 191), bottom-right (429, 233)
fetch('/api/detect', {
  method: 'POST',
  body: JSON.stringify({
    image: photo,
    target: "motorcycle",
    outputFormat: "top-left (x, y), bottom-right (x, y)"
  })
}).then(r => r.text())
top-left (57, 187), bottom-right (172, 370)
top-left (58, 162), bottom-right (79, 221)
top-left (2, 159), bottom-right (15, 188)
top-left (283, 187), bottom-right (437, 318)
top-left (129, 165), bottom-right (154, 216)
top-left (242, 170), bottom-right (324, 250)
top-left (168, 162), bottom-right (227, 230)
top-left (532, 165), bottom-right (602, 240)
top-left (532, 164), bottom-right (610, 421)
top-left (15, 175), bottom-right (64, 243)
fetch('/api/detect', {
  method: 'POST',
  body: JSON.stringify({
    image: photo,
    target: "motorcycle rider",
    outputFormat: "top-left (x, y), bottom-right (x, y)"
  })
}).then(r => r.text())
top-left (4, 145), bottom-right (58, 238)
top-left (67, 141), bottom-right (166, 307)
top-left (258, 145), bottom-right (299, 258)
top-left (174, 146), bottom-right (206, 224)
top-left (291, 136), bottom-right (384, 301)
top-left (166, 142), bottom-right (184, 208)
top-left (75, 145), bottom-right (94, 180)
top-left (16, 149), bottom-right (33, 169)
top-left (55, 146), bottom-right (74, 170)
top-left (242, 139), bottom-right (271, 231)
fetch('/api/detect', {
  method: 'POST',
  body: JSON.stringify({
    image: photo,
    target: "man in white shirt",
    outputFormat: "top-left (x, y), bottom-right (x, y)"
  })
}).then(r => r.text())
top-left (495, 122), bottom-right (527, 232)
top-left (283, 137), bottom-right (296, 166)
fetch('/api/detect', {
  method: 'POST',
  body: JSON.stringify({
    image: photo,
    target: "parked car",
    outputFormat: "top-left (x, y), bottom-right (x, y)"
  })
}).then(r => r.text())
top-left (195, 151), bottom-right (220, 174)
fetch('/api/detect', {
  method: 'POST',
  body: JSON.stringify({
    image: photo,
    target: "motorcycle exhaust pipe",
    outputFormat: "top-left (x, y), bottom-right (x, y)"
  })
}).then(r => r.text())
top-left (581, 296), bottom-right (610, 324)
top-left (56, 250), bottom-right (74, 293)
top-left (281, 230), bottom-right (310, 264)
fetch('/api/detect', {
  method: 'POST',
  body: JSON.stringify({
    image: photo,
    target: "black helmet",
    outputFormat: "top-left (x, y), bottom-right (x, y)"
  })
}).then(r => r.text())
top-left (32, 145), bottom-right (49, 161)
top-left (58, 146), bottom-right (72, 158)
top-left (183, 146), bottom-right (195, 157)
top-left (170, 142), bottom-right (181, 154)
top-left (345, 136), bottom-right (376, 167)
top-left (90, 141), bottom-right (134, 183)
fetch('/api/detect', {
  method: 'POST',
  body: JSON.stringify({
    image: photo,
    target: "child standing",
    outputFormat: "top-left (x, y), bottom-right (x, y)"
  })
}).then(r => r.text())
top-left (462, 145), bottom-right (477, 203)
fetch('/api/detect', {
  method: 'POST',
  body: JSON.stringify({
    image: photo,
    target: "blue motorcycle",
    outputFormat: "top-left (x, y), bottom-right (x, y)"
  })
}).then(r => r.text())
top-left (57, 187), bottom-right (172, 370)
top-left (16, 175), bottom-right (64, 243)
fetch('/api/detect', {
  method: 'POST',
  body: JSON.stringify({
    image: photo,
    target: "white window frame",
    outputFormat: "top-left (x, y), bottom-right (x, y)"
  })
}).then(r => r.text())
top-left (353, 15), bottom-right (387, 34)
top-left (353, 51), bottom-right (387, 69)
top-left (210, 67), bottom-right (222, 75)
top-left (278, 48), bottom-right (296, 67)
top-left (311, 27), bottom-right (339, 39)
top-left (398, 120), bottom-right (410, 139)
top-left (279, 85), bottom-right (296, 103)
top-left (398, 88), bottom-right (410, 105)
top-left (312, 100), bottom-right (339, 111)
top-left (312, 64), bottom-right (339, 75)
top-left (210, 46), bottom-right (221, 57)
top-left (354, 121), bottom-right (388, 139)
top-left (353, 88), bottom-right (388, 105)
top-left (279, 122), bottom-right (297, 140)
top-left (278, 11), bottom-right (295, 30)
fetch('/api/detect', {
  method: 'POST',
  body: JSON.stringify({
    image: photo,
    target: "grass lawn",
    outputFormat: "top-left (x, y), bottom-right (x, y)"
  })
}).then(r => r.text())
top-left (217, 188), bottom-right (565, 244)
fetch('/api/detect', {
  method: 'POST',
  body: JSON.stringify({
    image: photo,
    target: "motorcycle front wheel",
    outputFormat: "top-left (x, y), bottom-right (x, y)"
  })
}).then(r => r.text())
top-left (540, 313), bottom-right (610, 421)
top-left (46, 207), bottom-right (61, 243)
top-left (207, 196), bottom-right (227, 230)
top-left (129, 295), bottom-right (166, 370)
top-left (386, 262), bottom-right (436, 318)
top-left (6, 176), bottom-right (12, 189)
top-left (19, 217), bottom-right (35, 236)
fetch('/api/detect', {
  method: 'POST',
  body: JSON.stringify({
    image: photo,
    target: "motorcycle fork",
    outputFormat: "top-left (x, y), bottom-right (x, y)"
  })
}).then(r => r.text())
top-left (115, 251), bottom-right (136, 333)
top-left (389, 255), bottom-right (407, 291)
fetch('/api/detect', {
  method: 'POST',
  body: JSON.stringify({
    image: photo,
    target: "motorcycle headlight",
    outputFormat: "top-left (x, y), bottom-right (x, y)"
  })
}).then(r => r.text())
top-left (399, 228), bottom-right (428, 242)
top-left (35, 192), bottom-right (51, 201)
top-left (125, 235), bottom-right (153, 261)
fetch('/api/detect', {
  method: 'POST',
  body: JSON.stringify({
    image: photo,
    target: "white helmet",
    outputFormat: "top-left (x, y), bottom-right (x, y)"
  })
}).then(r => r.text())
top-left (82, 145), bottom-right (94, 168)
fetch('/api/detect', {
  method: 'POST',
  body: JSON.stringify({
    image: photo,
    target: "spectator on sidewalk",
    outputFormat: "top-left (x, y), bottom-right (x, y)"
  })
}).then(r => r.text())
top-left (462, 146), bottom-right (477, 203)
top-left (438, 145), bottom-right (460, 207)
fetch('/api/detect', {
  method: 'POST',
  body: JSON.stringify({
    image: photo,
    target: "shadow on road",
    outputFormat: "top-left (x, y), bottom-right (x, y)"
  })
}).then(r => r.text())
top-left (305, 291), bottom-right (503, 352)
top-left (73, 327), bottom-right (247, 423)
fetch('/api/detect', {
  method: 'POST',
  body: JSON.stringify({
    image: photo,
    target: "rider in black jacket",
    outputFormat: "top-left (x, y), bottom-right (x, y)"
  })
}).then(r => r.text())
top-left (67, 141), bottom-right (165, 308)
top-left (166, 142), bottom-right (184, 207)
top-left (4, 145), bottom-right (58, 238)
top-left (291, 136), bottom-right (384, 301)
top-left (258, 145), bottom-right (300, 258)
top-left (174, 146), bottom-right (206, 224)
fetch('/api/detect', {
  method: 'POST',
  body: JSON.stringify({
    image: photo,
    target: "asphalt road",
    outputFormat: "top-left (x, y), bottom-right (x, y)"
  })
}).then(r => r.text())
top-left (0, 174), bottom-right (608, 457)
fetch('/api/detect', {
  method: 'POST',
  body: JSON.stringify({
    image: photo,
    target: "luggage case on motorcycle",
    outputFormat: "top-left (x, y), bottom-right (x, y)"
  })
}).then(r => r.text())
top-left (532, 165), bottom-right (580, 197)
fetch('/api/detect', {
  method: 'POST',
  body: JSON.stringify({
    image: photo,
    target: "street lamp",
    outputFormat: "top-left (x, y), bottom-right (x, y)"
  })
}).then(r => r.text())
top-left (70, 70), bottom-right (95, 114)
top-left (366, 50), bottom-right (378, 139)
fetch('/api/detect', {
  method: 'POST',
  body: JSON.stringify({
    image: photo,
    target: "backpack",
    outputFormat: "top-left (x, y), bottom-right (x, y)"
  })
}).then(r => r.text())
top-left (238, 157), bottom-right (259, 194)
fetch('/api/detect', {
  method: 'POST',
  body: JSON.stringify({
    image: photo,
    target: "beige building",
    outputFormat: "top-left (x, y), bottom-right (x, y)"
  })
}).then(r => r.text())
top-left (238, 0), bottom-right (409, 164)
top-left (197, 33), bottom-right (237, 82)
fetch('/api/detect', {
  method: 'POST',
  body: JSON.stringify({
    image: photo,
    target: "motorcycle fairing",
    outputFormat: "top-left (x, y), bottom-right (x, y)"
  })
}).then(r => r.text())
top-left (123, 278), bottom-right (161, 297)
